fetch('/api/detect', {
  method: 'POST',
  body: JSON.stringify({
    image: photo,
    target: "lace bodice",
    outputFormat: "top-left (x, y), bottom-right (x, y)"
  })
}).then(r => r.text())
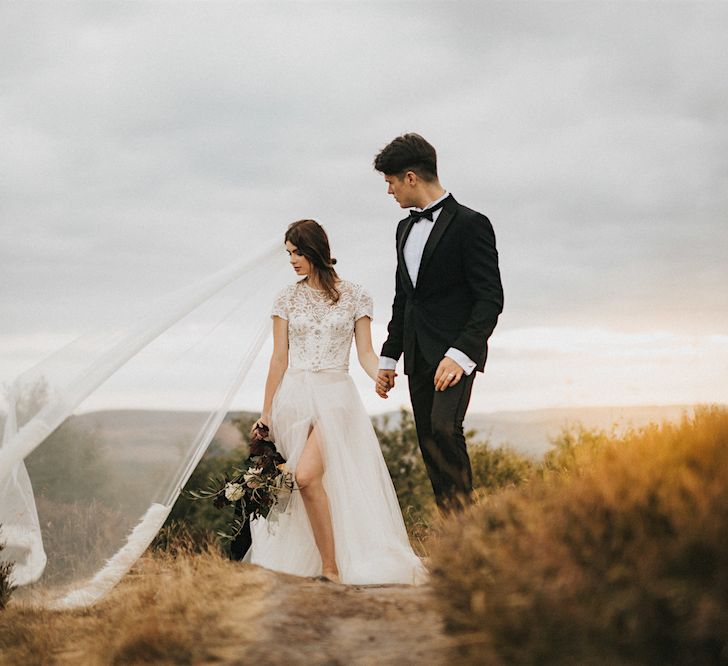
top-left (271, 279), bottom-right (373, 372)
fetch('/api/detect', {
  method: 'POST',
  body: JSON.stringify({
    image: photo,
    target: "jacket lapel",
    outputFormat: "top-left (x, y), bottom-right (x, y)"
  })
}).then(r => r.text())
top-left (397, 216), bottom-right (416, 293)
top-left (415, 195), bottom-right (455, 288)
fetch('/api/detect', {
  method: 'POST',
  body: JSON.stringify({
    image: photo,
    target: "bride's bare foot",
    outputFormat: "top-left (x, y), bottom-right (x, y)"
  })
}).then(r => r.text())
top-left (321, 569), bottom-right (341, 584)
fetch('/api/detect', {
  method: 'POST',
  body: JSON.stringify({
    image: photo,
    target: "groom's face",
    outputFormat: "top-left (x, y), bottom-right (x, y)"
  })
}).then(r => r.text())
top-left (384, 173), bottom-right (415, 208)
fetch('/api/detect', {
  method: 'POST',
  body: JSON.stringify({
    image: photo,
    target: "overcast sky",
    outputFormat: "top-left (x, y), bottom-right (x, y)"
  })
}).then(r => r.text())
top-left (2, 1), bottom-right (727, 415)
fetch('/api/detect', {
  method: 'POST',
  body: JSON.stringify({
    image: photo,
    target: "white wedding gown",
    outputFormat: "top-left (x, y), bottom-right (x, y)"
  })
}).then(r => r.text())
top-left (244, 279), bottom-right (428, 585)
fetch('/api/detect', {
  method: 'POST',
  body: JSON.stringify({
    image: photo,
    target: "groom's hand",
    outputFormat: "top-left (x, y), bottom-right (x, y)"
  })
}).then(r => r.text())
top-left (376, 369), bottom-right (397, 399)
top-left (434, 357), bottom-right (464, 391)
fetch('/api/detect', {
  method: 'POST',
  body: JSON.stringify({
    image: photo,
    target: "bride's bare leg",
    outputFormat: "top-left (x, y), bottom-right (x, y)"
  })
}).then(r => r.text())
top-left (295, 425), bottom-right (339, 580)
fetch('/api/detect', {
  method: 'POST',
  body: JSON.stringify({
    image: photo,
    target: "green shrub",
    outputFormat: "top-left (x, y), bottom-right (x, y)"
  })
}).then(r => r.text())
top-left (151, 519), bottom-right (220, 558)
top-left (543, 423), bottom-right (615, 474)
top-left (167, 410), bottom-right (532, 556)
top-left (157, 415), bottom-right (257, 556)
top-left (14, 378), bottom-right (120, 508)
top-left (0, 525), bottom-right (16, 610)
top-left (374, 409), bottom-right (437, 535)
top-left (469, 441), bottom-right (535, 494)
top-left (31, 497), bottom-right (127, 586)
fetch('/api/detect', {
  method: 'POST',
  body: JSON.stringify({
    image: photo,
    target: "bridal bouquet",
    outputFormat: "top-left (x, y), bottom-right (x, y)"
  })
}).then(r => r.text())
top-left (187, 424), bottom-right (294, 542)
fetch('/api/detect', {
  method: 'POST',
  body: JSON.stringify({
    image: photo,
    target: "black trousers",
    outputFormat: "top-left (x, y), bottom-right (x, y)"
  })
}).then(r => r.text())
top-left (230, 502), bottom-right (252, 560)
top-left (407, 341), bottom-right (477, 512)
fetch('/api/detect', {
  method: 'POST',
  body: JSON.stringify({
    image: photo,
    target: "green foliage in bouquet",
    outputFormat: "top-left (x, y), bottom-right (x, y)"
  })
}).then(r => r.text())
top-left (185, 423), bottom-right (294, 542)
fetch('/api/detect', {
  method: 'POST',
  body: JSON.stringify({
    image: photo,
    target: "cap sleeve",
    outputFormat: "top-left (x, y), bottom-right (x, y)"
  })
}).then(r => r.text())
top-left (271, 287), bottom-right (289, 320)
top-left (354, 285), bottom-right (373, 321)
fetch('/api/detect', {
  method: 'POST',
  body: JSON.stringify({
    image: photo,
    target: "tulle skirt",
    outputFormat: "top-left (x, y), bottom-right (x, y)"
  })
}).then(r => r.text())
top-left (244, 368), bottom-right (428, 585)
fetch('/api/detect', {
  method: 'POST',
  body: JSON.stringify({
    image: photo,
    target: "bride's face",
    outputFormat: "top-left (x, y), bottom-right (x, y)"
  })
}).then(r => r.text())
top-left (285, 241), bottom-right (312, 277)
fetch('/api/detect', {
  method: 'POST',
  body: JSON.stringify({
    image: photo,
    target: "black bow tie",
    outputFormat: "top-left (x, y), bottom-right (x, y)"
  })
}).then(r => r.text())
top-left (409, 199), bottom-right (446, 222)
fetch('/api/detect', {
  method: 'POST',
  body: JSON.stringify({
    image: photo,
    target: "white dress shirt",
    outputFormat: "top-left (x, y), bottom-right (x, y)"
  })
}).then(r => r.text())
top-left (379, 191), bottom-right (477, 375)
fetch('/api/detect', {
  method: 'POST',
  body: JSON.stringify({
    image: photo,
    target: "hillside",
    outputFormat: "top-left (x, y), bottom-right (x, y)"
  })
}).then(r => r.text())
top-left (3, 406), bottom-right (726, 664)
top-left (463, 403), bottom-right (710, 457)
top-left (2, 404), bottom-right (714, 461)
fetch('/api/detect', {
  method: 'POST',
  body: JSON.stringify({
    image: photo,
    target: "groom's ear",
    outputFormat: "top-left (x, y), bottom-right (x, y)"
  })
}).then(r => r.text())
top-left (403, 170), bottom-right (418, 186)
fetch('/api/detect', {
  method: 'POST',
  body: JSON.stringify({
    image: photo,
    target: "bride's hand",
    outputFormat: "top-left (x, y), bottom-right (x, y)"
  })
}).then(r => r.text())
top-left (250, 414), bottom-right (270, 439)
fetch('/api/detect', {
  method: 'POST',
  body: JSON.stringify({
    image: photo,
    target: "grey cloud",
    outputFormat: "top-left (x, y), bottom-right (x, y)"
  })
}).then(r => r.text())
top-left (2, 1), bottom-right (727, 357)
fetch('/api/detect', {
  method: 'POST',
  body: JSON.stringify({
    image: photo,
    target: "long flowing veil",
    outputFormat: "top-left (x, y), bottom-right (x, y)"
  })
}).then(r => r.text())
top-left (0, 240), bottom-right (290, 609)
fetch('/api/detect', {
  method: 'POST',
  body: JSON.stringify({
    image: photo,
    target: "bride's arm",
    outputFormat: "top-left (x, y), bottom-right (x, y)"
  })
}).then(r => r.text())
top-left (256, 316), bottom-right (289, 429)
top-left (354, 316), bottom-right (381, 384)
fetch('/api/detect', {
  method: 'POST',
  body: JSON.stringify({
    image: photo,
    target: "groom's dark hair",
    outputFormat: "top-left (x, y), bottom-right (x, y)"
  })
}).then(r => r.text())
top-left (373, 133), bottom-right (438, 182)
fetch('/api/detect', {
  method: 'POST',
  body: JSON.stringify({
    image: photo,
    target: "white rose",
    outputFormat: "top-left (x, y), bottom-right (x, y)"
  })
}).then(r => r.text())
top-left (224, 482), bottom-right (244, 502)
top-left (243, 467), bottom-right (263, 483)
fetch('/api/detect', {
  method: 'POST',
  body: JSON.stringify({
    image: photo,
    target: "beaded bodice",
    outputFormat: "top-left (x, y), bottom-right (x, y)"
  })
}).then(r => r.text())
top-left (271, 279), bottom-right (373, 372)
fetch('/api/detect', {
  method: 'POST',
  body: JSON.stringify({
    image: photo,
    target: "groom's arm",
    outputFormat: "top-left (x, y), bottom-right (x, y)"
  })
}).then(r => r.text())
top-left (380, 228), bottom-right (407, 363)
top-left (451, 213), bottom-right (504, 363)
top-left (444, 347), bottom-right (476, 375)
top-left (380, 267), bottom-right (406, 362)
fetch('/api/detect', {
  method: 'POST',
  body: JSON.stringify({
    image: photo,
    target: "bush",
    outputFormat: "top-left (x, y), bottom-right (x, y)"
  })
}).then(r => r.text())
top-left (157, 416), bottom-right (257, 557)
top-left (151, 520), bottom-right (221, 558)
top-left (15, 378), bottom-right (114, 507)
top-left (543, 423), bottom-right (615, 474)
top-left (469, 441), bottom-right (535, 494)
top-left (168, 410), bottom-right (532, 557)
top-left (374, 409), bottom-right (436, 538)
top-left (31, 497), bottom-right (128, 586)
top-left (429, 406), bottom-right (728, 665)
top-left (0, 525), bottom-right (16, 610)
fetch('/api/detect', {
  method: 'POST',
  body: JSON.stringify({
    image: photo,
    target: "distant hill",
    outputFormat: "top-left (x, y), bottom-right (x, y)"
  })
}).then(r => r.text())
top-left (463, 404), bottom-right (719, 458)
top-left (70, 409), bottom-right (255, 461)
top-left (2, 404), bottom-right (722, 461)
top-left (0, 409), bottom-right (254, 463)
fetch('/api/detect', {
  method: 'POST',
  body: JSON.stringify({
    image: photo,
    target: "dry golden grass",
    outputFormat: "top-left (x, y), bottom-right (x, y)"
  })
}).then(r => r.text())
top-left (1, 543), bottom-right (451, 665)
top-left (0, 542), bottom-right (272, 665)
top-left (428, 405), bottom-right (728, 665)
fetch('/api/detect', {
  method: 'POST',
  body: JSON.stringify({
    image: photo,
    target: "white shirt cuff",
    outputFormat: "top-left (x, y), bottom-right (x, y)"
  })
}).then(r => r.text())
top-left (445, 348), bottom-right (476, 375)
top-left (378, 356), bottom-right (398, 370)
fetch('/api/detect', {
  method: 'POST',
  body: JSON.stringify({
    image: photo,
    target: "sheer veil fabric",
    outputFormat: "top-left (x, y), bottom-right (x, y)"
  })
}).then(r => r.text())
top-left (0, 241), bottom-right (290, 608)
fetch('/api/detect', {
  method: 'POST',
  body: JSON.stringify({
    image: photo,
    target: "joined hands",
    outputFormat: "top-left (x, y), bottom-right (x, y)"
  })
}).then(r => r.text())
top-left (375, 357), bottom-right (464, 397)
top-left (375, 369), bottom-right (396, 399)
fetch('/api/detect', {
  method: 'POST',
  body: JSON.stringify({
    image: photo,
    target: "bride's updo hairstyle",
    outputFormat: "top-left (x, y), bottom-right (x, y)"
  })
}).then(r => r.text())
top-left (285, 219), bottom-right (341, 304)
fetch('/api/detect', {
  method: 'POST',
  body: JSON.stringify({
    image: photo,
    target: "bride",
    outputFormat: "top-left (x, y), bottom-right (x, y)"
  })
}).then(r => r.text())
top-left (244, 219), bottom-right (427, 585)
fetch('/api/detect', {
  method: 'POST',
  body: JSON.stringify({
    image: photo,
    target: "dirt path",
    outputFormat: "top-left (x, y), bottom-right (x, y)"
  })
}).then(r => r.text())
top-left (1, 557), bottom-right (456, 666)
top-left (205, 566), bottom-right (456, 665)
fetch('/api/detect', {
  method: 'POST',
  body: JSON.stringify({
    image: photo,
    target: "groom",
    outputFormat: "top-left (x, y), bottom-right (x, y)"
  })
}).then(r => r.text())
top-left (374, 133), bottom-right (504, 513)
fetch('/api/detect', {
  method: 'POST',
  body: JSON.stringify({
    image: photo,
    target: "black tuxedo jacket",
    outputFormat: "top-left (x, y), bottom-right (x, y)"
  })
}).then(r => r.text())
top-left (381, 194), bottom-right (504, 375)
